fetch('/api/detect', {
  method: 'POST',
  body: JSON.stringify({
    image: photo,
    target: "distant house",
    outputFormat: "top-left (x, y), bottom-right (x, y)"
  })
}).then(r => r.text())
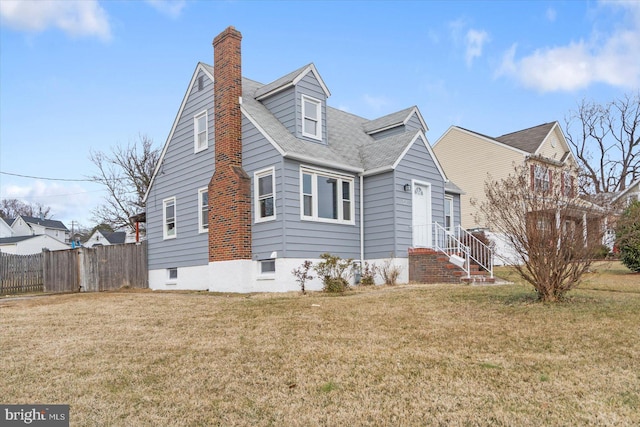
top-left (433, 122), bottom-right (603, 263)
top-left (143, 27), bottom-right (475, 292)
top-left (0, 235), bottom-right (69, 255)
top-left (0, 217), bottom-right (14, 238)
top-left (10, 215), bottom-right (70, 244)
top-left (612, 179), bottom-right (640, 206)
top-left (84, 230), bottom-right (132, 248)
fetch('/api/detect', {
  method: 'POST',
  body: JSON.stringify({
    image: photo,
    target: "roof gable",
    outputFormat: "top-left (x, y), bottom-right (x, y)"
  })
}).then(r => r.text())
top-left (144, 62), bottom-right (214, 203)
top-left (254, 63), bottom-right (330, 100)
top-left (433, 125), bottom-right (528, 155)
top-left (147, 60), bottom-right (444, 198)
top-left (19, 215), bottom-right (68, 231)
top-left (495, 122), bottom-right (555, 154)
top-left (363, 106), bottom-right (428, 135)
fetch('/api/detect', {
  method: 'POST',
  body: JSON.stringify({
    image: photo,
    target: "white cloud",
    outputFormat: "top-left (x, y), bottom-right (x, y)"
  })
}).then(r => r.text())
top-left (496, 1), bottom-right (640, 92)
top-left (3, 181), bottom-right (99, 224)
top-left (0, 0), bottom-right (111, 41)
top-left (145, 0), bottom-right (186, 18)
top-left (363, 94), bottom-right (390, 112)
top-left (465, 29), bottom-right (489, 67)
top-left (546, 7), bottom-right (557, 22)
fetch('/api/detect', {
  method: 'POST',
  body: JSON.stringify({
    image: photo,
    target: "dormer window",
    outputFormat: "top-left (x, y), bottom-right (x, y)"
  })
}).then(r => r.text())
top-left (301, 95), bottom-right (322, 140)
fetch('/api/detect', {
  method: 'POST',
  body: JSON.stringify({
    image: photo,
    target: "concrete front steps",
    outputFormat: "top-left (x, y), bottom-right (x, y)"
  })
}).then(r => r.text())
top-left (408, 247), bottom-right (495, 284)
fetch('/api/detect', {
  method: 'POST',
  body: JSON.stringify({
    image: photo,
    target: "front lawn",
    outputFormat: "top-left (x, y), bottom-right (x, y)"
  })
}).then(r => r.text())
top-left (2, 262), bottom-right (638, 426)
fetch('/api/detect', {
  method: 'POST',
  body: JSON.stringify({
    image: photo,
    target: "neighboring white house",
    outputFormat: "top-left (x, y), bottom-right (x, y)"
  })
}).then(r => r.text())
top-left (0, 235), bottom-right (70, 255)
top-left (612, 179), bottom-right (640, 206)
top-left (0, 217), bottom-right (14, 238)
top-left (10, 216), bottom-right (70, 244)
top-left (84, 230), bottom-right (134, 248)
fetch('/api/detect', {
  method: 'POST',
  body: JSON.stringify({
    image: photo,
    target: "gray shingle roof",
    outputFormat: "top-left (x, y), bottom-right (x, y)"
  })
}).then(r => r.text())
top-left (495, 122), bottom-right (555, 154)
top-left (362, 106), bottom-right (416, 134)
top-left (445, 181), bottom-right (464, 194)
top-left (104, 232), bottom-right (126, 244)
top-left (243, 77), bottom-right (421, 173)
top-left (0, 236), bottom-right (38, 244)
top-left (20, 216), bottom-right (69, 231)
top-left (201, 63), bottom-right (428, 174)
top-left (253, 63), bottom-right (313, 99)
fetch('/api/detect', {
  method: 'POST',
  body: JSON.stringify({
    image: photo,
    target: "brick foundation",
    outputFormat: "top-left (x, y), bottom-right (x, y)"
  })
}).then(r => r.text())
top-left (408, 248), bottom-right (464, 283)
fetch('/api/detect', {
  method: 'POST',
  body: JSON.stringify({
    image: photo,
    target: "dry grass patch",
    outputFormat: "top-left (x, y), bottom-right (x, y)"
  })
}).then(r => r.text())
top-left (2, 268), bottom-right (639, 426)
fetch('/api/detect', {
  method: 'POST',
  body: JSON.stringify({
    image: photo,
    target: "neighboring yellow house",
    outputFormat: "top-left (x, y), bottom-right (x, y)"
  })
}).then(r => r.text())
top-left (433, 121), bottom-right (579, 230)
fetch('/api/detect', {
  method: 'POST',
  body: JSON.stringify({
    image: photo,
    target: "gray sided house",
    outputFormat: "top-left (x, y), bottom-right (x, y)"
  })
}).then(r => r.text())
top-left (144, 27), bottom-right (462, 292)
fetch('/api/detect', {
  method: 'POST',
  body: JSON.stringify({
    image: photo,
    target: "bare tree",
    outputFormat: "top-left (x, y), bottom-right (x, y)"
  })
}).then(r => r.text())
top-left (565, 91), bottom-right (640, 195)
top-left (89, 134), bottom-right (160, 232)
top-left (476, 165), bottom-right (607, 302)
top-left (0, 199), bottom-right (51, 220)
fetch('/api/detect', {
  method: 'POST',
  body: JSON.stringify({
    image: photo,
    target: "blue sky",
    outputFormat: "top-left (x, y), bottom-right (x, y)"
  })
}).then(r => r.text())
top-left (1, 0), bottom-right (639, 227)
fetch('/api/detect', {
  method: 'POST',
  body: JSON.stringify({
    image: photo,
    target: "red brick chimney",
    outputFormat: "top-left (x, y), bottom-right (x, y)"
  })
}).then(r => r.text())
top-left (208, 26), bottom-right (251, 262)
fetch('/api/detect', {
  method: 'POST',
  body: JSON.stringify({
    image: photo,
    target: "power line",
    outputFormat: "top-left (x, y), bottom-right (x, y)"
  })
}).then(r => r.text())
top-left (0, 171), bottom-right (94, 182)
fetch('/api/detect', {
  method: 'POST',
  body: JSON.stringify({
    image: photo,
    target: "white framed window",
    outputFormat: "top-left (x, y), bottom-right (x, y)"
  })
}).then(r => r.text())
top-left (300, 166), bottom-right (355, 224)
top-left (445, 196), bottom-right (454, 232)
top-left (258, 259), bottom-right (276, 278)
top-left (534, 165), bottom-right (550, 193)
top-left (194, 110), bottom-right (208, 153)
top-left (301, 95), bottom-right (322, 140)
top-left (167, 267), bottom-right (178, 284)
top-left (255, 168), bottom-right (276, 222)
top-left (198, 188), bottom-right (209, 233)
top-left (163, 197), bottom-right (176, 239)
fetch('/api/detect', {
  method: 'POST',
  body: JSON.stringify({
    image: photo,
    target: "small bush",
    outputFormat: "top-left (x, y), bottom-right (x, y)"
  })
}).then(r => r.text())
top-left (359, 262), bottom-right (378, 286)
top-left (593, 244), bottom-right (612, 260)
top-left (616, 201), bottom-right (640, 272)
top-left (313, 253), bottom-right (353, 293)
top-left (292, 260), bottom-right (314, 294)
top-left (381, 254), bottom-right (402, 286)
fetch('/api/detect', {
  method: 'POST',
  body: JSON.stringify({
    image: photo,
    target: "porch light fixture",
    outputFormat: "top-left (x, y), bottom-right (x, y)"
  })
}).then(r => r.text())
top-left (403, 183), bottom-right (411, 192)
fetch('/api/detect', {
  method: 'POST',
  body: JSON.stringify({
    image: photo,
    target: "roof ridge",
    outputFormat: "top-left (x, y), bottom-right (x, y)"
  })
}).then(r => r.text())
top-left (496, 122), bottom-right (555, 139)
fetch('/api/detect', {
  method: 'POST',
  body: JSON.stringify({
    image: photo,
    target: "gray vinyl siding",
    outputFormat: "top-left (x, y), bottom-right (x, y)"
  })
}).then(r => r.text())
top-left (369, 126), bottom-right (407, 140)
top-left (295, 73), bottom-right (327, 144)
top-left (242, 117), bottom-right (286, 261)
top-left (147, 68), bottom-right (214, 270)
top-left (405, 112), bottom-right (424, 133)
top-left (369, 112), bottom-right (425, 141)
top-left (363, 172), bottom-right (396, 259)
top-left (280, 159), bottom-right (360, 259)
top-left (260, 86), bottom-right (296, 136)
top-left (395, 136), bottom-right (446, 252)
top-left (446, 192), bottom-right (462, 229)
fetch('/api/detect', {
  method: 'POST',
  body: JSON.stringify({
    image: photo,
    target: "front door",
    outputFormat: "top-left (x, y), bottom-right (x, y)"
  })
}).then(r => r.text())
top-left (412, 182), bottom-right (431, 247)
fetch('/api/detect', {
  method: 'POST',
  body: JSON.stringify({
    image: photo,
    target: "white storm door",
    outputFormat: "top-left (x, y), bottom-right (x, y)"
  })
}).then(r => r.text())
top-left (412, 182), bottom-right (432, 247)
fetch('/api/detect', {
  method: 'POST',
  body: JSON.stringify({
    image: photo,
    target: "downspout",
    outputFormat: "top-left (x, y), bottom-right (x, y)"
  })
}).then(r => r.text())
top-left (360, 173), bottom-right (364, 263)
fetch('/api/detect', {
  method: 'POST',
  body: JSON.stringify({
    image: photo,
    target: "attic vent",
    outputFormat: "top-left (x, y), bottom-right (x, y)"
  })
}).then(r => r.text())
top-left (198, 76), bottom-right (204, 91)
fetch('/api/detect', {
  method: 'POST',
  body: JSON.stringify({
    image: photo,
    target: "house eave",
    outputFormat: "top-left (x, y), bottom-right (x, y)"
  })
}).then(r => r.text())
top-left (284, 153), bottom-right (363, 174)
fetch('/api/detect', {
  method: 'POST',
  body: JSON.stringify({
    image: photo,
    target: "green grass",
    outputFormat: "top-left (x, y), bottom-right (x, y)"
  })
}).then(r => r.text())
top-left (1, 262), bottom-right (638, 426)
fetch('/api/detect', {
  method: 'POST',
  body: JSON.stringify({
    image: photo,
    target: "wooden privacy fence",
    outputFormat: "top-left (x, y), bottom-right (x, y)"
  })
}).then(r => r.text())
top-left (44, 242), bottom-right (148, 293)
top-left (0, 252), bottom-right (44, 294)
top-left (0, 242), bottom-right (147, 295)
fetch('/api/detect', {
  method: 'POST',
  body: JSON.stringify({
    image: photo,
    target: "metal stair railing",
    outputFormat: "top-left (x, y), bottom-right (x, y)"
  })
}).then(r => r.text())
top-left (432, 222), bottom-right (470, 278)
top-left (455, 225), bottom-right (494, 278)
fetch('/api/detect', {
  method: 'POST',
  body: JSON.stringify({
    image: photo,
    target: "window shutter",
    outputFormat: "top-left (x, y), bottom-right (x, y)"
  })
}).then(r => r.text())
top-left (548, 169), bottom-right (553, 192)
top-left (570, 176), bottom-right (575, 197)
top-left (530, 164), bottom-right (535, 190)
